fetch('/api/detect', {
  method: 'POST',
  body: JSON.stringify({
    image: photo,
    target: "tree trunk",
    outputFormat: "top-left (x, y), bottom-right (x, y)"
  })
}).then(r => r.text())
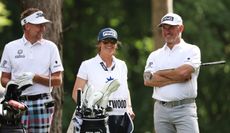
top-left (151, 1), bottom-right (173, 133)
top-left (20, 0), bottom-right (63, 132)
top-left (152, 0), bottom-right (173, 50)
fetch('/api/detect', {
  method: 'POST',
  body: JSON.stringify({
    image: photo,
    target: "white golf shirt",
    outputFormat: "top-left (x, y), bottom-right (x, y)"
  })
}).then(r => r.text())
top-left (77, 54), bottom-right (129, 115)
top-left (0, 36), bottom-right (64, 95)
top-left (145, 39), bottom-right (201, 102)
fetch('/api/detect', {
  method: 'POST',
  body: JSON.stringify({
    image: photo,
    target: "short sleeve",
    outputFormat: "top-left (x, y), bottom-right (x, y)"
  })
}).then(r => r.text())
top-left (50, 44), bottom-right (64, 73)
top-left (144, 52), bottom-right (158, 73)
top-left (77, 61), bottom-right (88, 80)
top-left (184, 45), bottom-right (201, 71)
top-left (0, 45), bottom-right (12, 73)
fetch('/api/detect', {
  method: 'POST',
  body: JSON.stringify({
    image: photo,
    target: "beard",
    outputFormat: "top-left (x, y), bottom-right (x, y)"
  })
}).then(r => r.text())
top-left (164, 35), bottom-right (180, 44)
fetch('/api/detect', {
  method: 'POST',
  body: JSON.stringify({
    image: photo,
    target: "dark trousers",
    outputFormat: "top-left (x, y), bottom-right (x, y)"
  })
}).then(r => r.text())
top-left (108, 115), bottom-right (133, 133)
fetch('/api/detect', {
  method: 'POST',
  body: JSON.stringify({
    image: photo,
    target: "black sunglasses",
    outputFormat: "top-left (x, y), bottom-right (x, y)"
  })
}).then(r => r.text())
top-left (101, 39), bottom-right (117, 44)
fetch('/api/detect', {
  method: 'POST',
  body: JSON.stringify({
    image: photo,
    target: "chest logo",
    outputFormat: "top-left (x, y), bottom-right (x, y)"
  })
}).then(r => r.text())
top-left (15, 49), bottom-right (25, 58)
top-left (106, 76), bottom-right (114, 82)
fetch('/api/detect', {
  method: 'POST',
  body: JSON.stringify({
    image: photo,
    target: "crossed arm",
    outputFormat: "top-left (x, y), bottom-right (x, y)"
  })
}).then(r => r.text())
top-left (144, 64), bottom-right (194, 87)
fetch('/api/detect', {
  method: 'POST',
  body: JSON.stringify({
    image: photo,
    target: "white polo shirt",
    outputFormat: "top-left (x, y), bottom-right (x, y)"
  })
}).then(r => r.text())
top-left (77, 54), bottom-right (129, 115)
top-left (144, 39), bottom-right (201, 102)
top-left (0, 36), bottom-right (64, 95)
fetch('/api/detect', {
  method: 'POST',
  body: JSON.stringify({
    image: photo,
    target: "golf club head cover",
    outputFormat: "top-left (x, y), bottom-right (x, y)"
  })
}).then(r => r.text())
top-left (3, 81), bottom-right (19, 102)
top-left (87, 91), bottom-right (103, 108)
top-left (81, 85), bottom-right (94, 108)
top-left (99, 79), bottom-right (120, 108)
top-left (84, 79), bottom-right (120, 109)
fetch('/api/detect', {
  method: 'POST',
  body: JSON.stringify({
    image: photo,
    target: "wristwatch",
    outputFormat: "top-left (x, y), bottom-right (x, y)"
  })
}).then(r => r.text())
top-left (143, 71), bottom-right (152, 81)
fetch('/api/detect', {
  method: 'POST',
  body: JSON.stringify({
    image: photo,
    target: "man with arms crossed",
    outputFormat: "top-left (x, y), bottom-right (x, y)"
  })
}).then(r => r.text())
top-left (144, 13), bottom-right (201, 133)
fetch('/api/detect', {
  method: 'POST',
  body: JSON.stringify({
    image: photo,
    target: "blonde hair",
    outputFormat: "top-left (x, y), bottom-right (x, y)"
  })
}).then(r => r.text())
top-left (20, 8), bottom-right (40, 20)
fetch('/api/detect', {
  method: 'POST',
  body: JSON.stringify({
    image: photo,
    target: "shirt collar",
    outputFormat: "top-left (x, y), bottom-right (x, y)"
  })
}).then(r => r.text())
top-left (95, 54), bottom-right (116, 71)
top-left (22, 35), bottom-right (43, 46)
top-left (95, 54), bottom-right (116, 63)
top-left (163, 39), bottom-right (185, 51)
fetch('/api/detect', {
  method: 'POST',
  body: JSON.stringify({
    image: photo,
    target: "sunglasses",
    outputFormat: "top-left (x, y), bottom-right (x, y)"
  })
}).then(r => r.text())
top-left (101, 39), bottom-right (117, 44)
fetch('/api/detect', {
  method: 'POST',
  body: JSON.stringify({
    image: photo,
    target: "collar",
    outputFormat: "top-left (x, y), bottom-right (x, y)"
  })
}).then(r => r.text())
top-left (22, 35), bottom-right (43, 46)
top-left (95, 54), bottom-right (116, 71)
top-left (163, 39), bottom-right (185, 51)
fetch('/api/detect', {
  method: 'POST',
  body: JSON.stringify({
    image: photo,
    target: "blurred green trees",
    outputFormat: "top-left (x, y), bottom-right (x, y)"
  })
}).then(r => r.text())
top-left (0, 2), bottom-right (11, 31)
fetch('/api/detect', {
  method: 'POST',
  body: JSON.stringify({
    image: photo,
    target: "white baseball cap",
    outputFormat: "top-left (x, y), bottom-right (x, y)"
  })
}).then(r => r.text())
top-left (158, 13), bottom-right (183, 27)
top-left (21, 11), bottom-right (51, 26)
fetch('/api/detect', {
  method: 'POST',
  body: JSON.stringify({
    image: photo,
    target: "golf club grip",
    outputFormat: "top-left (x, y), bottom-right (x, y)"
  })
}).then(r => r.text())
top-left (77, 89), bottom-right (81, 107)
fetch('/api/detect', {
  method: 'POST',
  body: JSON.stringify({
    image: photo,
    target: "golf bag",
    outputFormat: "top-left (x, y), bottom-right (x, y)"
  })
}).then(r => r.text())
top-left (0, 81), bottom-right (30, 133)
top-left (72, 88), bottom-right (110, 133)
top-left (73, 106), bottom-right (134, 133)
top-left (72, 80), bottom-right (134, 133)
top-left (73, 113), bottom-right (109, 133)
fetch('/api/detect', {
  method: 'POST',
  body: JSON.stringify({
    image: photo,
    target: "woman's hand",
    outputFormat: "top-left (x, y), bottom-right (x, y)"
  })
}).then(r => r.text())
top-left (127, 106), bottom-right (135, 120)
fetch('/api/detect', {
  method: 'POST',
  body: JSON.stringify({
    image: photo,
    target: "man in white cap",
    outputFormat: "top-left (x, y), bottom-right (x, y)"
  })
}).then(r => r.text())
top-left (144, 13), bottom-right (201, 133)
top-left (0, 8), bottom-right (64, 132)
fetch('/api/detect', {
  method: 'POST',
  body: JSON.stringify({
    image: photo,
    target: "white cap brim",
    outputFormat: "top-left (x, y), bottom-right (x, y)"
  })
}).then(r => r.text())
top-left (21, 11), bottom-right (51, 26)
top-left (29, 18), bottom-right (51, 25)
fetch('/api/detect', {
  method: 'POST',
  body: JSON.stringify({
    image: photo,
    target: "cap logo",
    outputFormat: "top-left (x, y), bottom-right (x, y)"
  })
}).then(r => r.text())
top-left (103, 31), bottom-right (116, 37)
top-left (98, 28), bottom-right (118, 41)
top-left (36, 12), bottom-right (44, 18)
top-left (162, 16), bottom-right (174, 22)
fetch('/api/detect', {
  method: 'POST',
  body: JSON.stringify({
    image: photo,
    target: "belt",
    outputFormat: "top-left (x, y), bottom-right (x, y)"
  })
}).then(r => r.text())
top-left (156, 98), bottom-right (195, 108)
top-left (19, 93), bottom-right (50, 101)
